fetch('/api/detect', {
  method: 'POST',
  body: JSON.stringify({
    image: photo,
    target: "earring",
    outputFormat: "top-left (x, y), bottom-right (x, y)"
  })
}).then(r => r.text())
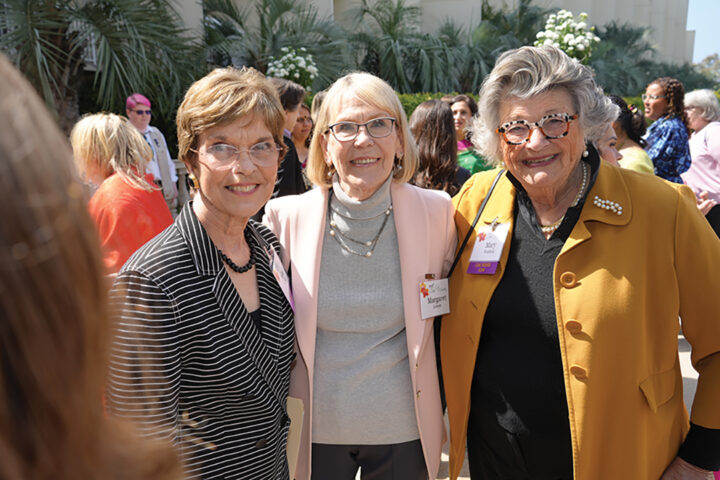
top-left (394, 154), bottom-right (404, 172)
top-left (188, 172), bottom-right (199, 190)
top-left (582, 150), bottom-right (589, 158)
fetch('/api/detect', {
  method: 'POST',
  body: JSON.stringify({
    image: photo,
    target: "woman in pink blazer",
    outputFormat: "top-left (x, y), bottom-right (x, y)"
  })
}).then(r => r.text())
top-left (265, 72), bottom-right (457, 480)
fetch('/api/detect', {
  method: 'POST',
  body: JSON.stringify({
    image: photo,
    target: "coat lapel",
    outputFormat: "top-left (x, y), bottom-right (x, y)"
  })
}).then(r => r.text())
top-left (447, 172), bottom-right (516, 354)
top-left (562, 162), bottom-right (632, 255)
top-left (177, 203), bottom-right (288, 406)
top-left (391, 183), bottom-right (428, 364)
top-left (290, 188), bottom-right (328, 377)
top-left (213, 255), bottom-right (288, 406)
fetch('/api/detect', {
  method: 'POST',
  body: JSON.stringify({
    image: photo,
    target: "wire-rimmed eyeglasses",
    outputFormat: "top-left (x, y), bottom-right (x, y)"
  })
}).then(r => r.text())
top-left (192, 141), bottom-right (282, 167)
top-left (327, 117), bottom-right (396, 142)
top-left (641, 94), bottom-right (667, 101)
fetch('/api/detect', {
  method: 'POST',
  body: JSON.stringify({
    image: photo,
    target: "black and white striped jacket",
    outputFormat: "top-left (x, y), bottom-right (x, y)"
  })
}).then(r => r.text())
top-left (107, 203), bottom-right (295, 479)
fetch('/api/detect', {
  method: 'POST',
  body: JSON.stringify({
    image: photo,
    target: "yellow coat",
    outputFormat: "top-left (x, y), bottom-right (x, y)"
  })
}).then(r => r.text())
top-left (441, 162), bottom-right (720, 480)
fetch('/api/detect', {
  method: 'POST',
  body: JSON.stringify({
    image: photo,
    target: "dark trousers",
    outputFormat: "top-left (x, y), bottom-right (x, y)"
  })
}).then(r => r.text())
top-left (467, 408), bottom-right (573, 480)
top-left (311, 440), bottom-right (427, 480)
top-left (705, 204), bottom-right (720, 239)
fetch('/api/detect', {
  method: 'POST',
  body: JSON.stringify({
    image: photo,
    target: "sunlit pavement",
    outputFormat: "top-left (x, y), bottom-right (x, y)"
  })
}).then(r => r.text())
top-left (678, 334), bottom-right (698, 412)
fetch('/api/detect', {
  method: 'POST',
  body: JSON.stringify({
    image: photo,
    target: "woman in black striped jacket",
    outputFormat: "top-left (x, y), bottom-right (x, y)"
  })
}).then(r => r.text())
top-left (106, 67), bottom-right (295, 479)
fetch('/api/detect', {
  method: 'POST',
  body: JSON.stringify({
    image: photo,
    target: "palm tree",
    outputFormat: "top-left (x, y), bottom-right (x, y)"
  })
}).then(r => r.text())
top-left (1, 0), bottom-right (197, 132)
top-left (589, 22), bottom-right (657, 95)
top-left (479, 0), bottom-right (551, 47)
top-left (440, 0), bottom-right (552, 94)
top-left (203, 0), bottom-right (348, 91)
top-left (348, 0), bottom-right (460, 93)
top-left (203, 0), bottom-right (250, 68)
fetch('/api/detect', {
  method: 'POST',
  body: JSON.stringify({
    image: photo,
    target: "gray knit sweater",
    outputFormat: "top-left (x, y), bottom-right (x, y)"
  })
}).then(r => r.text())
top-left (312, 175), bottom-right (420, 445)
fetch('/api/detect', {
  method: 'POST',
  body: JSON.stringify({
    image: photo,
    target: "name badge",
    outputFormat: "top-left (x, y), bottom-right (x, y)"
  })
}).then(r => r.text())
top-left (466, 220), bottom-right (510, 275)
top-left (419, 276), bottom-right (450, 319)
top-left (270, 249), bottom-right (295, 311)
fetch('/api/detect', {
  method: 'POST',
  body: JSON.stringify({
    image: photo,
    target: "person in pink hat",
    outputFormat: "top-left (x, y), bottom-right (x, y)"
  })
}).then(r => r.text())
top-left (126, 93), bottom-right (178, 214)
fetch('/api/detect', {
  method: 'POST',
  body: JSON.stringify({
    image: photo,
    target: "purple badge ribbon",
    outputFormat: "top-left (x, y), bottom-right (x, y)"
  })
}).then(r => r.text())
top-left (467, 261), bottom-right (498, 275)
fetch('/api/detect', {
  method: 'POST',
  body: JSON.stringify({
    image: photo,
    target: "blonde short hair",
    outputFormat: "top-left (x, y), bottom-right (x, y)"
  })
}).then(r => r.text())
top-left (307, 72), bottom-right (418, 188)
top-left (471, 45), bottom-right (618, 166)
top-left (176, 67), bottom-right (287, 172)
top-left (70, 113), bottom-right (154, 190)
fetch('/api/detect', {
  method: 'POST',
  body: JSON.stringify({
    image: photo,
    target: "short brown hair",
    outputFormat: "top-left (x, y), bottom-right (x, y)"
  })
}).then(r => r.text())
top-left (176, 67), bottom-right (287, 172)
top-left (307, 72), bottom-right (418, 187)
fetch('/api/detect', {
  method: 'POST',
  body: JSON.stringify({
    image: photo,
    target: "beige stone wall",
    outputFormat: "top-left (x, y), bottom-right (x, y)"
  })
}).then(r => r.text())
top-left (174, 0), bottom-right (203, 36)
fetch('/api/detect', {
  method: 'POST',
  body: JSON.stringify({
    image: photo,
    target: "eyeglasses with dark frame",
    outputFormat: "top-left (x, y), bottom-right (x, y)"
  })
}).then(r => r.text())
top-left (327, 117), bottom-right (396, 142)
top-left (496, 113), bottom-right (577, 145)
top-left (641, 94), bottom-right (667, 101)
top-left (132, 109), bottom-right (152, 115)
top-left (192, 141), bottom-right (283, 167)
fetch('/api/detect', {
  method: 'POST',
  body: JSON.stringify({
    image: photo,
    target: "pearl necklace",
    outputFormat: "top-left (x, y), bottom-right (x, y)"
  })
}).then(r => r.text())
top-left (539, 161), bottom-right (588, 235)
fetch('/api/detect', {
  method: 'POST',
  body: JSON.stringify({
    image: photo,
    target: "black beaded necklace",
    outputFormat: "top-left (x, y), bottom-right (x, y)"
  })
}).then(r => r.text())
top-left (217, 229), bottom-right (256, 274)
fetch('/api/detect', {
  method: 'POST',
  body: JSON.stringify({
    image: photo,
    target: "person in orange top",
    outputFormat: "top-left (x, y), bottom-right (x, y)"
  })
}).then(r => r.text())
top-left (71, 113), bottom-right (173, 273)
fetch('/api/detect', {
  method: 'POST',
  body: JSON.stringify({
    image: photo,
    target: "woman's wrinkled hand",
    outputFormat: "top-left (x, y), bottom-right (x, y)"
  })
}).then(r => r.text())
top-left (660, 456), bottom-right (714, 480)
top-left (697, 191), bottom-right (717, 215)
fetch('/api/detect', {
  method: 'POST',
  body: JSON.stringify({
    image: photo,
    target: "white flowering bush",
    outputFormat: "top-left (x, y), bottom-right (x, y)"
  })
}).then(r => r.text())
top-left (266, 47), bottom-right (319, 90)
top-left (534, 10), bottom-right (600, 64)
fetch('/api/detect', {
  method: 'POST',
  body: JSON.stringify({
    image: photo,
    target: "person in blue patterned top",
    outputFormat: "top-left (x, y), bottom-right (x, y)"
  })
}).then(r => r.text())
top-left (643, 77), bottom-right (692, 183)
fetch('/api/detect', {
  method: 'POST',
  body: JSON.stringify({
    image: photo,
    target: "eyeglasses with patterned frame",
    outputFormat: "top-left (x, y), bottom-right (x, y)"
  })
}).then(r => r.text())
top-left (496, 113), bottom-right (577, 145)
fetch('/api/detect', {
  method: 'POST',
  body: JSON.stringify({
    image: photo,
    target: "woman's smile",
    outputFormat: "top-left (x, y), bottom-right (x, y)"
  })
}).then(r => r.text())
top-left (521, 153), bottom-right (558, 167)
top-left (351, 156), bottom-right (381, 166)
top-left (226, 183), bottom-right (259, 194)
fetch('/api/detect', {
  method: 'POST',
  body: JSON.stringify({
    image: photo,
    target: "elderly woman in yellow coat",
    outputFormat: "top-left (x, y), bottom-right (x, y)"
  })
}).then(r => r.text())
top-left (441, 45), bottom-right (720, 480)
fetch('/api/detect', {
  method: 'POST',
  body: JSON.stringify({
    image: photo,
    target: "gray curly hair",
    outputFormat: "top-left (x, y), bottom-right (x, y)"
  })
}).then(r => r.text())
top-left (471, 45), bottom-right (618, 166)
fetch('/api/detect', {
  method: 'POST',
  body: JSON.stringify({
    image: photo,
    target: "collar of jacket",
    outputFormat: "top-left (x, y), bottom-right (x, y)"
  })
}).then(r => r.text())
top-left (175, 201), bottom-right (226, 276)
top-left (478, 159), bottom-right (632, 234)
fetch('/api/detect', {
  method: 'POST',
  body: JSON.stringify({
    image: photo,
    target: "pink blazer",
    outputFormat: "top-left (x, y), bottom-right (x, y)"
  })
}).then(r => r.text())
top-left (264, 181), bottom-right (457, 480)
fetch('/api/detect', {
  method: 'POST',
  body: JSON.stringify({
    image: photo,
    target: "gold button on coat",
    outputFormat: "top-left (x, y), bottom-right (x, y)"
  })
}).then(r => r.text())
top-left (560, 272), bottom-right (577, 287)
top-left (570, 365), bottom-right (588, 379)
top-left (565, 320), bottom-right (582, 333)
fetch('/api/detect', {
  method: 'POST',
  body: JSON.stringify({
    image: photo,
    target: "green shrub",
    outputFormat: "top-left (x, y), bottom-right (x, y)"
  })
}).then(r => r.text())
top-left (623, 95), bottom-right (643, 110)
